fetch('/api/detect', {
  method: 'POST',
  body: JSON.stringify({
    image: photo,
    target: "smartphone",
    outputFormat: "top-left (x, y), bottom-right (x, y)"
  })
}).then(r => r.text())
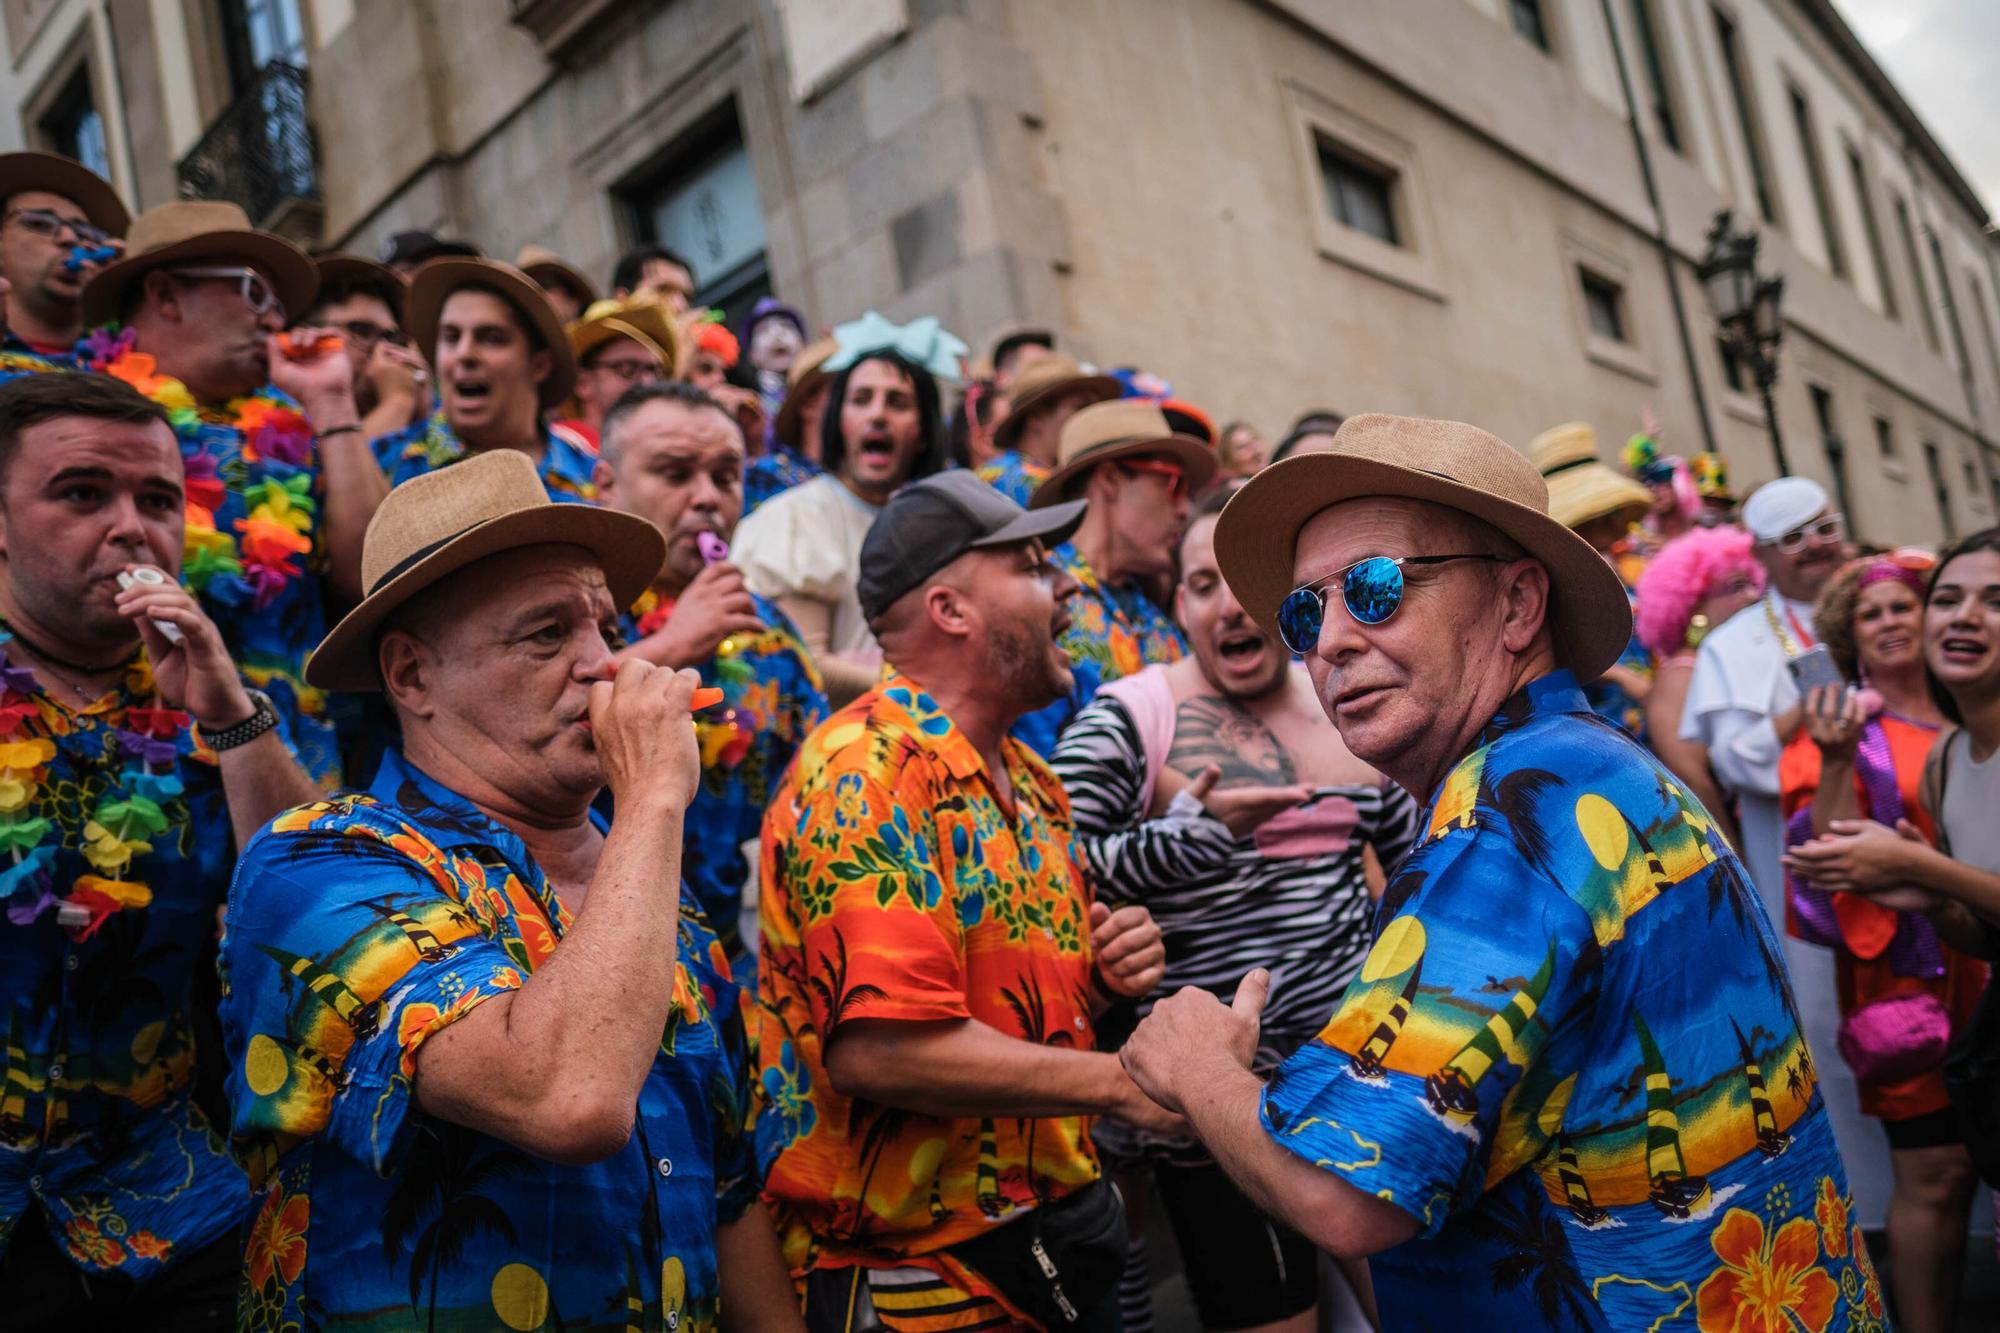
top-left (1787, 645), bottom-right (1846, 693)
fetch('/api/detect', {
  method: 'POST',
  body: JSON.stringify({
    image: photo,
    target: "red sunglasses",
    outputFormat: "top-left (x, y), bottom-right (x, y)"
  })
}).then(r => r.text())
top-left (1118, 456), bottom-right (1188, 501)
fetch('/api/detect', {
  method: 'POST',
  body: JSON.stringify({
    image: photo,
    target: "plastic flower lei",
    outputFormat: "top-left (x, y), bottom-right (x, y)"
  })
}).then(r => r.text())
top-left (91, 327), bottom-right (317, 613)
top-left (628, 589), bottom-right (756, 771)
top-left (0, 638), bottom-right (190, 939)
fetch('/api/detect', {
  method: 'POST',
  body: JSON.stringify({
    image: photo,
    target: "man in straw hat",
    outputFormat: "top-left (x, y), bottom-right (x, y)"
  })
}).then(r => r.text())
top-left (743, 334), bottom-right (833, 517)
top-left (1011, 398), bottom-right (1213, 757)
top-left (301, 252), bottom-right (429, 442)
top-left (218, 450), bottom-right (802, 1330)
top-left (516, 243), bottom-right (596, 323)
top-left (1119, 415), bottom-right (1862, 1329)
top-left (0, 372), bottom-right (319, 1326)
top-left (756, 470), bottom-right (1172, 1327)
top-left (1531, 420), bottom-right (1658, 740)
top-left (975, 352), bottom-right (1120, 505)
top-left (81, 200), bottom-right (387, 787)
top-left (558, 295), bottom-right (677, 451)
top-left (375, 257), bottom-right (598, 502)
top-left (0, 151), bottom-right (129, 359)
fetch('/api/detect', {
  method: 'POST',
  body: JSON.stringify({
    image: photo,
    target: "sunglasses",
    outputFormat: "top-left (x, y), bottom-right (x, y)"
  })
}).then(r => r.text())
top-left (5, 206), bottom-right (110, 247)
top-left (1118, 457), bottom-right (1188, 501)
top-left (1765, 513), bottom-right (1845, 554)
top-left (1277, 554), bottom-right (1510, 654)
top-left (170, 265), bottom-right (285, 319)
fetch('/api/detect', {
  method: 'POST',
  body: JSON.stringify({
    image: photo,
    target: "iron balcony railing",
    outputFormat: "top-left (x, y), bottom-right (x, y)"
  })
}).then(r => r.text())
top-left (176, 61), bottom-right (319, 227)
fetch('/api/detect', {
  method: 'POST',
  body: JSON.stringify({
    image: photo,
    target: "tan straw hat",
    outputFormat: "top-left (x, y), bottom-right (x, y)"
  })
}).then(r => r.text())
top-left (1030, 399), bottom-right (1218, 510)
top-left (773, 335), bottom-right (838, 449)
top-left (81, 200), bottom-right (316, 327)
top-left (0, 151), bottom-right (130, 235)
top-left (1214, 414), bottom-right (1633, 680)
top-left (1528, 422), bottom-right (1654, 531)
top-left (516, 243), bottom-right (597, 307)
top-left (311, 252), bottom-right (408, 323)
top-left (307, 450), bottom-right (664, 692)
top-left (405, 257), bottom-right (577, 409)
top-left (992, 353), bottom-right (1120, 451)
top-left (569, 295), bottom-right (679, 377)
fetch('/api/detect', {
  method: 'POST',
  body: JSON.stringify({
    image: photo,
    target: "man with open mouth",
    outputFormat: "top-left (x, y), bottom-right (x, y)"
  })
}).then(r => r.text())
top-left (373, 256), bottom-right (601, 503)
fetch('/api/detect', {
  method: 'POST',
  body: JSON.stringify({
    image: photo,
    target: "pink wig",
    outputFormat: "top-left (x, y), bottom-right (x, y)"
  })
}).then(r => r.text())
top-left (1634, 526), bottom-right (1765, 658)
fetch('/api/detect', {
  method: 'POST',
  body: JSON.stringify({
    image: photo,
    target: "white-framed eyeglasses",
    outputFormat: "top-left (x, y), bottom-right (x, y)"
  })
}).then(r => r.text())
top-left (169, 265), bottom-right (285, 319)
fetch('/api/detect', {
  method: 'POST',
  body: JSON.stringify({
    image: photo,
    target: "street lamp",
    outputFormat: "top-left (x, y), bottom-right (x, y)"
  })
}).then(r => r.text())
top-left (1698, 209), bottom-right (1791, 476)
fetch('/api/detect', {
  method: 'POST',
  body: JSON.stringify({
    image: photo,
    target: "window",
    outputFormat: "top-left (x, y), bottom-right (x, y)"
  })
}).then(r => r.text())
top-left (1718, 337), bottom-right (1749, 393)
top-left (38, 67), bottom-right (108, 181)
top-left (1923, 441), bottom-right (1954, 540)
top-left (1713, 8), bottom-right (1778, 224)
top-left (1510, 0), bottom-right (1551, 51)
top-left (1932, 234), bottom-right (1973, 377)
top-left (1810, 385), bottom-right (1854, 523)
top-left (1316, 139), bottom-right (1400, 246)
top-left (1965, 451), bottom-right (1983, 499)
top-left (1788, 87), bottom-right (1845, 278)
top-left (1872, 414), bottom-right (1895, 457)
top-left (626, 104), bottom-right (770, 327)
top-left (1846, 147), bottom-right (1896, 319)
top-left (1627, 0), bottom-right (1681, 151)
top-left (1893, 193), bottom-right (1940, 352)
top-left (220, 0), bottom-right (308, 88)
top-left (1966, 270), bottom-right (2000, 391)
top-left (1580, 269), bottom-right (1628, 343)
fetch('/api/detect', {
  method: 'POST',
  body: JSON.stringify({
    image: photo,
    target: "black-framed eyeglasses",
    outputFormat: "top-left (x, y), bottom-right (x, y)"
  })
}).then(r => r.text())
top-left (331, 318), bottom-right (407, 348)
top-left (1277, 554), bottom-right (1510, 654)
top-left (583, 355), bottom-right (664, 385)
top-left (1764, 513), bottom-right (1845, 555)
top-left (169, 265), bottom-right (284, 319)
top-left (4, 206), bottom-right (109, 247)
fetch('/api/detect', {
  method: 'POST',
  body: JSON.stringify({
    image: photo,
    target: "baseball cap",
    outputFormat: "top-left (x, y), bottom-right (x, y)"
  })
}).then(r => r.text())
top-left (1743, 476), bottom-right (1830, 543)
top-left (379, 230), bottom-right (482, 267)
top-left (858, 471), bottom-right (1087, 622)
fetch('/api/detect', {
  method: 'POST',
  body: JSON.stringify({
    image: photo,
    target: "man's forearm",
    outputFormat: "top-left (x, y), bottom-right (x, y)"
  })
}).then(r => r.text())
top-left (315, 419), bottom-right (390, 604)
top-left (218, 730), bottom-right (324, 846)
top-left (829, 1018), bottom-right (1132, 1120)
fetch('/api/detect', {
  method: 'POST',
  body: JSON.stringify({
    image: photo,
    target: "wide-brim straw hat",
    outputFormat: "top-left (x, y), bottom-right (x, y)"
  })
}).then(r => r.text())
top-left (1214, 413), bottom-right (1633, 681)
top-left (307, 449), bottom-right (664, 692)
top-left (992, 352), bottom-right (1120, 451)
top-left (81, 200), bottom-right (316, 327)
top-left (1528, 421), bottom-right (1654, 531)
top-left (516, 244), bottom-right (597, 307)
top-left (1030, 399), bottom-right (1218, 510)
top-left (0, 151), bottom-right (130, 235)
top-left (311, 252), bottom-right (408, 323)
top-left (569, 296), bottom-right (679, 377)
top-left (773, 335), bottom-right (838, 449)
top-left (405, 257), bottom-right (576, 409)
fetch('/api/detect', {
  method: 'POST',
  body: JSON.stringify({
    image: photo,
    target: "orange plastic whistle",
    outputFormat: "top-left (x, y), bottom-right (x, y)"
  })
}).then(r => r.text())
top-left (690, 687), bottom-right (724, 711)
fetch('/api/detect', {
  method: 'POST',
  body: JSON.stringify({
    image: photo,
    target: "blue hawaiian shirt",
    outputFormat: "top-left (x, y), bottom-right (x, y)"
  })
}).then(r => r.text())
top-left (1260, 671), bottom-right (1872, 1331)
top-left (219, 748), bottom-right (754, 1332)
top-left (743, 447), bottom-right (821, 517)
top-left (2, 335), bottom-right (73, 373)
top-left (974, 449), bottom-right (1049, 507)
top-left (1013, 543), bottom-right (1186, 758)
top-left (0, 639), bottom-right (252, 1280)
top-left (618, 590), bottom-right (828, 963)
top-left (373, 411), bottom-right (601, 503)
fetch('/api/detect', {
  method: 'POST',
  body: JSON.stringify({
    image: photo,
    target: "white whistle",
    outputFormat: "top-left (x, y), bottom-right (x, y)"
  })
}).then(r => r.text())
top-left (116, 567), bottom-right (184, 644)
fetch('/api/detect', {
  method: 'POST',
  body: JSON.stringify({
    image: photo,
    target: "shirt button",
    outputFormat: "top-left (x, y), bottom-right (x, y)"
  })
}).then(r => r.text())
top-left (1074, 1016), bottom-right (1086, 1031)
top-left (657, 1157), bottom-right (673, 1178)
top-left (46, 1064), bottom-right (62, 1081)
top-left (28, 1175), bottom-right (42, 1191)
top-left (64, 955), bottom-right (77, 972)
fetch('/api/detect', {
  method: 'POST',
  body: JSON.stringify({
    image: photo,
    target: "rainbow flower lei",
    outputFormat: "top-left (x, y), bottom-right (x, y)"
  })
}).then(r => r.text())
top-left (88, 327), bottom-right (317, 612)
top-left (0, 639), bottom-right (192, 939)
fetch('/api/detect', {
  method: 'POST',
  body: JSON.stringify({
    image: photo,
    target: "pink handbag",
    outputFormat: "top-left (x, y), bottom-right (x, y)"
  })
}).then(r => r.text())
top-left (1837, 992), bottom-right (1953, 1085)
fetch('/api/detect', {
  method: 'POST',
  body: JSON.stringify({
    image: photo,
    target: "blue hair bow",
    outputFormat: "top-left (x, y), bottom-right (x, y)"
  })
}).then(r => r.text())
top-left (824, 311), bottom-right (967, 383)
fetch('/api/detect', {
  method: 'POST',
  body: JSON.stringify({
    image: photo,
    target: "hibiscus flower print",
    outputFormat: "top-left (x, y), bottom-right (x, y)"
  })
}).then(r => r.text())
top-left (1694, 1207), bottom-right (1836, 1333)
top-left (245, 1188), bottom-right (309, 1290)
top-left (1813, 1177), bottom-right (1847, 1258)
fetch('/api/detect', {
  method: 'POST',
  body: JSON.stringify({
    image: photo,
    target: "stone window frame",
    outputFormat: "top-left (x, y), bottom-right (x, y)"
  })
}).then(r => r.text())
top-left (1282, 80), bottom-right (1447, 304)
top-left (1559, 231), bottom-right (1657, 384)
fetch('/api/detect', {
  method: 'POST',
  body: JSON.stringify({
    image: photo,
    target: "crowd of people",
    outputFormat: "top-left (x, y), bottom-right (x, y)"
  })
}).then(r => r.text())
top-left (0, 145), bottom-right (1996, 1333)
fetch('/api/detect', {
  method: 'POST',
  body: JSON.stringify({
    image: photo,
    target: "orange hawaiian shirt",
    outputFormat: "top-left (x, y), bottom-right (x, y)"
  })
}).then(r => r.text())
top-left (755, 674), bottom-right (1101, 1280)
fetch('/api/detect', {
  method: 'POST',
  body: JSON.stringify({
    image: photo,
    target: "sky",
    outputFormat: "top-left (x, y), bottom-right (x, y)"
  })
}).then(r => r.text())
top-left (1829, 0), bottom-right (2000, 218)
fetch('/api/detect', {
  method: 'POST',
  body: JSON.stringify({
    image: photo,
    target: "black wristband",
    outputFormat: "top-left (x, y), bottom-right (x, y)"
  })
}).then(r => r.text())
top-left (201, 689), bottom-right (278, 751)
top-left (318, 423), bottom-right (364, 439)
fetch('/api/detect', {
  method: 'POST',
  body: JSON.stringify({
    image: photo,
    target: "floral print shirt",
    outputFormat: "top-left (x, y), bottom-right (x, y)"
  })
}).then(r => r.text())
top-left (743, 446), bottom-right (821, 518)
top-left (755, 674), bottom-right (1101, 1281)
top-left (1013, 542), bottom-right (1187, 758)
top-left (219, 748), bottom-right (754, 1332)
top-left (974, 449), bottom-right (1049, 507)
top-left (618, 589), bottom-right (827, 962)
top-left (1261, 671), bottom-right (1874, 1331)
top-left (372, 411), bottom-right (601, 503)
top-left (0, 639), bottom-right (252, 1279)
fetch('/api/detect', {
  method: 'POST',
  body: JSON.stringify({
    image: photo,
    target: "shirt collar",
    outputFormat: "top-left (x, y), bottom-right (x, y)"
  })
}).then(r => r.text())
top-left (1473, 668), bottom-right (1591, 748)
top-left (368, 746), bottom-right (605, 856)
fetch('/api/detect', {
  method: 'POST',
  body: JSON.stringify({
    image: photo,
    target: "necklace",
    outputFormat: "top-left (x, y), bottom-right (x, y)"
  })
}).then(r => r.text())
top-left (0, 615), bottom-right (134, 695)
top-left (1761, 590), bottom-right (1815, 658)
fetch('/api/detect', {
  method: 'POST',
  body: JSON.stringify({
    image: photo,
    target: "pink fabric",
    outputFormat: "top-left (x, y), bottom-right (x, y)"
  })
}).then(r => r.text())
top-left (1253, 795), bottom-right (1357, 859)
top-left (1097, 666), bottom-right (1177, 812)
top-left (1835, 992), bottom-right (1951, 1084)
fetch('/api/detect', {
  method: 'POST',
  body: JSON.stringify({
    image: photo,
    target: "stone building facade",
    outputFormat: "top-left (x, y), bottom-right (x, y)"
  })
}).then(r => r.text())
top-left (4, 0), bottom-right (1998, 546)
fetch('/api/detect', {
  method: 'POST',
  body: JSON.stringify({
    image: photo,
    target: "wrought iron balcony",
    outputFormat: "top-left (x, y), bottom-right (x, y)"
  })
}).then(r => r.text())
top-left (176, 61), bottom-right (320, 231)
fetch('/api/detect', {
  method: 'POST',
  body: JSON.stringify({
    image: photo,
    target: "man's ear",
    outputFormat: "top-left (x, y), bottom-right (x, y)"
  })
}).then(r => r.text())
top-left (138, 270), bottom-right (179, 323)
top-left (377, 629), bottom-right (437, 720)
top-left (592, 458), bottom-right (615, 500)
top-left (529, 348), bottom-right (553, 392)
top-left (923, 582), bottom-right (977, 639)
top-left (1499, 559), bottom-right (1553, 656)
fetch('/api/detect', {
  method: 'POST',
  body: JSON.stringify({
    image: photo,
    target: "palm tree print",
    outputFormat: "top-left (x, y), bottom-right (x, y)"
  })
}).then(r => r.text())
top-left (1463, 1186), bottom-right (1601, 1328)
top-left (381, 1122), bottom-right (527, 1329)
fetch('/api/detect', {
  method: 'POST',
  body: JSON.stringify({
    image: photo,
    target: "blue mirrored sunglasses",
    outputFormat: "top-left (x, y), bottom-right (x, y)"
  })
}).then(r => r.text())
top-left (1277, 554), bottom-right (1510, 654)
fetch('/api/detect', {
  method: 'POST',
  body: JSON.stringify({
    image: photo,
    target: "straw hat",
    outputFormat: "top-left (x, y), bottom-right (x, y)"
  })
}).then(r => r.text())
top-left (80, 200), bottom-right (316, 327)
top-left (1214, 413), bottom-right (1633, 680)
top-left (516, 244), bottom-right (597, 307)
top-left (1030, 399), bottom-right (1218, 510)
top-left (569, 296), bottom-right (679, 377)
top-left (773, 335), bottom-right (838, 450)
top-left (306, 450), bottom-right (664, 692)
top-left (0, 151), bottom-right (129, 235)
top-left (1528, 422), bottom-right (1654, 532)
top-left (992, 353), bottom-right (1120, 451)
top-left (311, 252), bottom-right (408, 322)
top-left (405, 258), bottom-right (576, 409)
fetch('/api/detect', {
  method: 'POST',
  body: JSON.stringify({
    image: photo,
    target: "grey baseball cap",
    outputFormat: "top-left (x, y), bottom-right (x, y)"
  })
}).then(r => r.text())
top-left (858, 470), bottom-right (1087, 622)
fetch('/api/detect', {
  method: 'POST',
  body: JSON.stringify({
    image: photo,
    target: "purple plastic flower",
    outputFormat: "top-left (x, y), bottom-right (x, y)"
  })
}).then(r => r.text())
top-left (82, 326), bottom-right (136, 365)
top-left (116, 729), bottom-right (179, 766)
